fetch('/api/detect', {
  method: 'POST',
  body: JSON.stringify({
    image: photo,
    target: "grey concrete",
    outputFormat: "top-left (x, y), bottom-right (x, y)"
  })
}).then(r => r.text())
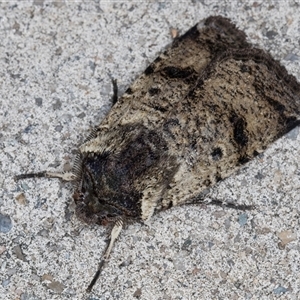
top-left (1, 1), bottom-right (300, 299)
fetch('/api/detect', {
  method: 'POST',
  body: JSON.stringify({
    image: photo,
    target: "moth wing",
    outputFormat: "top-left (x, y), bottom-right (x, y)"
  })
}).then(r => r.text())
top-left (159, 48), bottom-right (300, 209)
top-left (83, 16), bottom-right (250, 152)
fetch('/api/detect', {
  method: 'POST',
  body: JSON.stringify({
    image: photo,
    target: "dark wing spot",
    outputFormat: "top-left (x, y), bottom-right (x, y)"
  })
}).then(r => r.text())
top-left (229, 112), bottom-right (248, 147)
top-left (240, 64), bottom-right (251, 73)
top-left (148, 87), bottom-right (161, 96)
top-left (233, 118), bottom-right (248, 146)
top-left (215, 174), bottom-right (222, 182)
top-left (177, 24), bottom-right (199, 42)
top-left (162, 66), bottom-right (194, 79)
top-left (151, 104), bottom-right (168, 113)
top-left (144, 65), bottom-right (154, 75)
top-left (238, 156), bottom-right (250, 165)
top-left (211, 147), bottom-right (223, 161)
top-left (283, 117), bottom-right (300, 133)
top-left (125, 87), bottom-right (133, 94)
top-left (154, 56), bottom-right (162, 63)
top-left (167, 201), bottom-right (173, 209)
top-left (265, 96), bottom-right (285, 113)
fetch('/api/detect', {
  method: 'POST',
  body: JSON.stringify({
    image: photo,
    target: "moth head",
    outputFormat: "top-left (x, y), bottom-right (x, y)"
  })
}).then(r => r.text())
top-left (72, 151), bottom-right (141, 225)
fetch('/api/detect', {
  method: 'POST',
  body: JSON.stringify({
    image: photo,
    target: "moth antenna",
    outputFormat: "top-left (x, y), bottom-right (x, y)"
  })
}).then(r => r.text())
top-left (209, 199), bottom-right (255, 210)
top-left (86, 221), bottom-right (123, 292)
top-left (15, 171), bottom-right (77, 182)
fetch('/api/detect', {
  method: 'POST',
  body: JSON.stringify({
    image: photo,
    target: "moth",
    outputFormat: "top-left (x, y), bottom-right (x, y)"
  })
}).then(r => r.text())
top-left (15, 15), bottom-right (300, 292)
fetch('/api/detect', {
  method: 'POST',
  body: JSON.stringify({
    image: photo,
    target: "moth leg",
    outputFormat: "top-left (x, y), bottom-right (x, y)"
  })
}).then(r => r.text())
top-left (111, 78), bottom-right (118, 106)
top-left (209, 199), bottom-right (254, 210)
top-left (86, 221), bottom-right (123, 292)
top-left (15, 171), bottom-right (77, 182)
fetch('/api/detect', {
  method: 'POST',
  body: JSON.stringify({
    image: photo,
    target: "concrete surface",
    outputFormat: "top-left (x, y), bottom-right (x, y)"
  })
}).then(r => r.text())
top-left (1, 1), bottom-right (300, 300)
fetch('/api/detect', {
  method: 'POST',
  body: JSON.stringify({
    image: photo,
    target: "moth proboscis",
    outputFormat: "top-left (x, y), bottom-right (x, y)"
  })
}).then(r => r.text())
top-left (15, 15), bottom-right (300, 292)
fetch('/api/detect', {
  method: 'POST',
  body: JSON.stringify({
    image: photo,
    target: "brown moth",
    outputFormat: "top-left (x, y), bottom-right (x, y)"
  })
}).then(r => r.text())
top-left (15, 15), bottom-right (300, 292)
